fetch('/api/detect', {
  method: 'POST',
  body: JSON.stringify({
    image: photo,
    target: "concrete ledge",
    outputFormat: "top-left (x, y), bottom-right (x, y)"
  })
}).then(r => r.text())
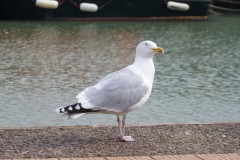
top-left (0, 123), bottom-right (239, 159)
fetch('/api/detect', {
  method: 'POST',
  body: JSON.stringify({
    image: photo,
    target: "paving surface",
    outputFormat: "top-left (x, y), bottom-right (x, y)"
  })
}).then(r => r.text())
top-left (1, 154), bottom-right (240, 160)
top-left (0, 123), bottom-right (239, 159)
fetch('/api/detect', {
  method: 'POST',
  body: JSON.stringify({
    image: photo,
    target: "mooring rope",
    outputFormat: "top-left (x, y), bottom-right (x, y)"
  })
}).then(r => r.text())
top-left (209, 4), bottom-right (240, 12)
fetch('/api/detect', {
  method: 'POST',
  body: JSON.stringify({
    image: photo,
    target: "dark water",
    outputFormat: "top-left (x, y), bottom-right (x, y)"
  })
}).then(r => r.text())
top-left (0, 15), bottom-right (240, 127)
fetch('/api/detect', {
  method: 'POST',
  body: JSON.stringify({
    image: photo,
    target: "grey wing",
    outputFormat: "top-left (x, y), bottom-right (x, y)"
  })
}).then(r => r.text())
top-left (78, 68), bottom-right (149, 112)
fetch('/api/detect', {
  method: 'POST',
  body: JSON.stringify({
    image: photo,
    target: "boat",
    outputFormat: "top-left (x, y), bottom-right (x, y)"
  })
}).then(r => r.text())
top-left (209, 0), bottom-right (240, 14)
top-left (0, 0), bottom-right (210, 21)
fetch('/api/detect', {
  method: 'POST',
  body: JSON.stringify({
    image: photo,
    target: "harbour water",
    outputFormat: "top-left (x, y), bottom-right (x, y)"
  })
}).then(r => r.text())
top-left (0, 15), bottom-right (239, 127)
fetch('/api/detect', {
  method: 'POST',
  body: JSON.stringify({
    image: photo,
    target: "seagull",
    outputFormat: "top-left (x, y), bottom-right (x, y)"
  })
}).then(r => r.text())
top-left (56, 40), bottom-right (164, 142)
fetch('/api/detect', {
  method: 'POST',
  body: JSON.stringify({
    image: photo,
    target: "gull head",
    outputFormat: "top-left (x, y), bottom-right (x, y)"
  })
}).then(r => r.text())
top-left (136, 40), bottom-right (164, 59)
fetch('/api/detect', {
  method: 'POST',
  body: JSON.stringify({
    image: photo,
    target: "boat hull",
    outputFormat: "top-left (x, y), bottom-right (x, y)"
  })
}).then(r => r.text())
top-left (0, 0), bottom-right (210, 20)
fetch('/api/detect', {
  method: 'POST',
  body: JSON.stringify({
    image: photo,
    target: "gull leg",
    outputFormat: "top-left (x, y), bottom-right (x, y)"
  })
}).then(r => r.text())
top-left (121, 115), bottom-right (135, 142)
top-left (116, 116), bottom-right (123, 140)
top-left (122, 115), bottom-right (126, 136)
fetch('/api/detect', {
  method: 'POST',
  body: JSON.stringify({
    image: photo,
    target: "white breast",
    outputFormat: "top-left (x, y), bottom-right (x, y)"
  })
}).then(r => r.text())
top-left (125, 58), bottom-right (155, 113)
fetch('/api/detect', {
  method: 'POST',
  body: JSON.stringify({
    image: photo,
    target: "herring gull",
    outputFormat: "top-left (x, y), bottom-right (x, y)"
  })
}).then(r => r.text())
top-left (56, 40), bottom-right (164, 142)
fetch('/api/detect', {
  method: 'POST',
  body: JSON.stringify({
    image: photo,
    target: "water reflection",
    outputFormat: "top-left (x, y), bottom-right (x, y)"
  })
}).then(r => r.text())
top-left (0, 15), bottom-right (240, 127)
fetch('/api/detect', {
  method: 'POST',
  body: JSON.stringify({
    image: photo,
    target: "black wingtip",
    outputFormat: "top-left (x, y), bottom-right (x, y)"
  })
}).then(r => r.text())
top-left (56, 103), bottom-right (101, 114)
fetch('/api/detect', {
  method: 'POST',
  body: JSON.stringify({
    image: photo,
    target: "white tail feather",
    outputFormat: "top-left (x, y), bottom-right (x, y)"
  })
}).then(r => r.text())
top-left (55, 108), bottom-right (62, 113)
top-left (67, 113), bottom-right (85, 119)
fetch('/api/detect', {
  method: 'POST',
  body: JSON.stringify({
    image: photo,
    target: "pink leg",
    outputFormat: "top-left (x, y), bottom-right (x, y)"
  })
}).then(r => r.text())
top-left (117, 115), bottom-right (135, 142)
top-left (121, 115), bottom-right (135, 142)
top-left (117, 116), bottom-right (123, 138)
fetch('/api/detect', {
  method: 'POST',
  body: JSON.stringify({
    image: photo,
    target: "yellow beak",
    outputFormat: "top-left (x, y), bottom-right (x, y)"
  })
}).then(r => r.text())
top-left (152, 47), bottom-right (164, 54)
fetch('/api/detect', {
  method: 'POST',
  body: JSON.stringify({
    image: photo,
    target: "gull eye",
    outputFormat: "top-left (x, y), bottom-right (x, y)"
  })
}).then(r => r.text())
top-left (144, 42), bottom-right (148, 46)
